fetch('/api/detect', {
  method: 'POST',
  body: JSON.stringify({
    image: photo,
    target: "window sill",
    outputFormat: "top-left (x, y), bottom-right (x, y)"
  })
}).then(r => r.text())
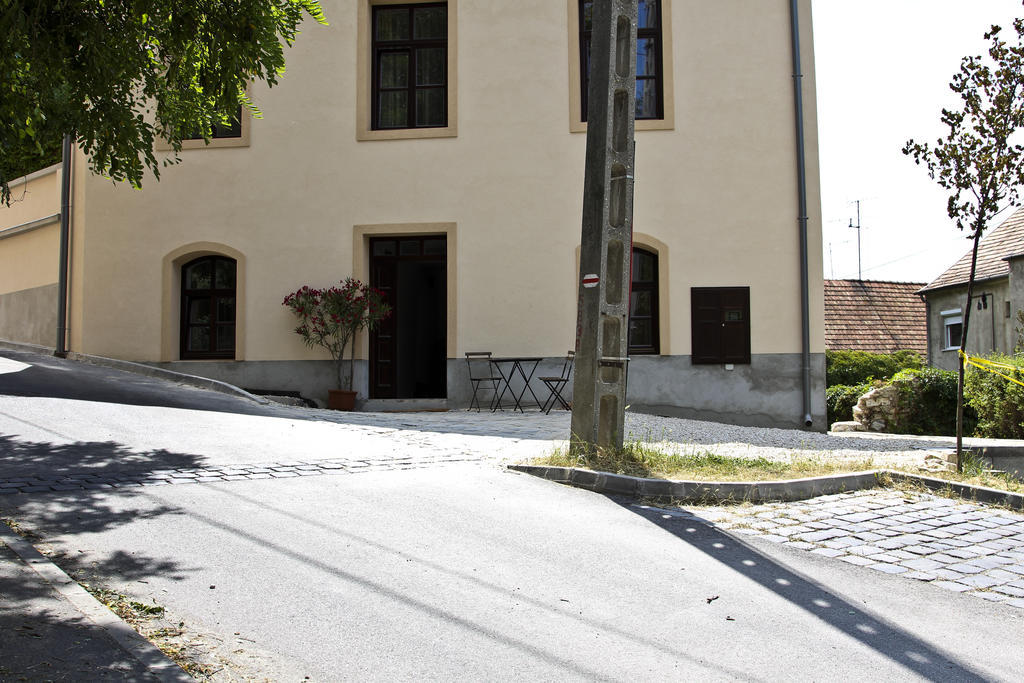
top-left (569, 118), bottom-right (674, 134)
top-left (357, 126), bottom-right (457, 142)
top-left (156, 136), bottom-right (250, 152)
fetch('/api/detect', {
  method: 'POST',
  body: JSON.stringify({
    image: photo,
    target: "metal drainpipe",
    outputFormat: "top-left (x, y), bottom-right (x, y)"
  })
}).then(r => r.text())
top-left (55, 133), bottom-right (72, 357)
top-left (920, 294), bottom-right (932, 364)
top-left (789, 0), bottom-right (813, 427)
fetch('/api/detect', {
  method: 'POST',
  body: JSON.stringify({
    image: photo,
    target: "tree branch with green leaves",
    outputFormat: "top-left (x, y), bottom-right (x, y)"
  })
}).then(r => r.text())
top-left (1, 0), bottom-right (327, 205)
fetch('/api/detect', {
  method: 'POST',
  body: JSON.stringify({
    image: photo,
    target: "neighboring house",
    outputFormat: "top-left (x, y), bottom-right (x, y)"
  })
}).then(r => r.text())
top-left (918, 206), bottom-right (1024, 371)
top-left (823, 279), bottom-right (927, 356)
top-left (0, 0), bottom-right (826, 428)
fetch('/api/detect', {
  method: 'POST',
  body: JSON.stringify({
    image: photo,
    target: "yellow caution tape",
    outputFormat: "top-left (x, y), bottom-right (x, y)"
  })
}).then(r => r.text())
top-left (959, 350), bottom-right (1024, 388)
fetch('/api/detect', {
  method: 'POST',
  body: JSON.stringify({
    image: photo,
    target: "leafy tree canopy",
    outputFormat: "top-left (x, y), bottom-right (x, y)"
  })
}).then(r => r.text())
top-left (1, 0), bottom-right (327, 205)
top-left (904, 19), bottom-right (1024, 237)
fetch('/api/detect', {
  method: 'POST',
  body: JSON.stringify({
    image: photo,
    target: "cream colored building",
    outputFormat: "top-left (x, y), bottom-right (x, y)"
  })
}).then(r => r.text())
top-left (0, 0), bottom-right (826, 428)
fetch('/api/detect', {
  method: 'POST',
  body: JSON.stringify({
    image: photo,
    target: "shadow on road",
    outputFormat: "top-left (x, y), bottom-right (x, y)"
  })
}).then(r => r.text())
top-left (0, 435), bottom-right (198, 600)
top-left (613, 497), bottom-right (986, 682)
top-left (0, 434), bottom-right (209, 481)
top-left (0, 541), bottom-right (162, 680)
top-left (0, 353), bottom-right (275, 416)
top-left (0, 436), bottom-right (198, 678)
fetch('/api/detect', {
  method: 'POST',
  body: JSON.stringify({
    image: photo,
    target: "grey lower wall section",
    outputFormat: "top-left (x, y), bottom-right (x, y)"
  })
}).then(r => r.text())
top-left (0, 283), bottom-right (57, 348)
top-left (625, 353), bottom-right (827, 431)
top-left (153, 352), bottom-right (826, 430)
top-left (153, 359), bottom-right (362, 408)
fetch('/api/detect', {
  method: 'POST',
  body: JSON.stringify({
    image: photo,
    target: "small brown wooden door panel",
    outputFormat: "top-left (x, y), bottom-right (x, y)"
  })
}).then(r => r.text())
top-left (691, 287), bottom-right (750, 365)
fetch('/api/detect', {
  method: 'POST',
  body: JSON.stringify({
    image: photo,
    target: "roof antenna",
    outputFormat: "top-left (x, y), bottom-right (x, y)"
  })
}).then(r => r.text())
top-left (849, 199), bottom-right (862, 280)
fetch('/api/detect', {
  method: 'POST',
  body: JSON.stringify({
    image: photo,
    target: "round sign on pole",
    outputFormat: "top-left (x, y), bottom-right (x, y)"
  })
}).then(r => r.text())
top-left (582, 274), bottom-right (600, 288)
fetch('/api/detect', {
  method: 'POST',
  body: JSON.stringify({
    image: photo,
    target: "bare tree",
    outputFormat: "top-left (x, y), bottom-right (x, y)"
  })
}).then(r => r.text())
top-left (904, 18), bottom-right (1024, 471)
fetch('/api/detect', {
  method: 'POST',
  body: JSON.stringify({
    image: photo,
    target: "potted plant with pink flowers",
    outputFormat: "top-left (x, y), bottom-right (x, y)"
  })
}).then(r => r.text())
top-left (282, 278), bottom-right (391, 410)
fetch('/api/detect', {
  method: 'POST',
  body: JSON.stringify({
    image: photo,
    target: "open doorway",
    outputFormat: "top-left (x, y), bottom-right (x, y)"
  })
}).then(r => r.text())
top-left (369, 236), bottom-right (447, 398)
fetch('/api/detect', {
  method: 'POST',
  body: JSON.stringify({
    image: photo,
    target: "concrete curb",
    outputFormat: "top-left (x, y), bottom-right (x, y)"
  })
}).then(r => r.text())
top-left (0, 338), bottom-right (269, 405)
top-left (0, 339), bottom-right (54, 355)
top-left (0, 523), bottom-right (192, 682)
top-left (65, 351), bottom-right (270, 405)
top-left (507, 464), bottom-right (1024, 509)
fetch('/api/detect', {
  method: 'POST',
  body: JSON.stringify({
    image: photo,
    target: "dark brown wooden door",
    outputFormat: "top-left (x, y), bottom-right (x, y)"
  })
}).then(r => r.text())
top-left (369, 236), bottom-right (447, 398)
top-left (370, 256), bottom-right (397, 396)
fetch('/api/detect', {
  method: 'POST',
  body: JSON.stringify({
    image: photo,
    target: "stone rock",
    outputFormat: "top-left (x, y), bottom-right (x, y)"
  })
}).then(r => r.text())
top-left (852, 384), bottom-right (901, 433)
top-left (830, 421), bottom-right (867, 432)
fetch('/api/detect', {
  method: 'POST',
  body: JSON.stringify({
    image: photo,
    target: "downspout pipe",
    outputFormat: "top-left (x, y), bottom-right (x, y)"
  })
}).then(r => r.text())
top-left (789, 0), bottom-right (813, 427)
top-left (55, 133), bottom-right (72, 357)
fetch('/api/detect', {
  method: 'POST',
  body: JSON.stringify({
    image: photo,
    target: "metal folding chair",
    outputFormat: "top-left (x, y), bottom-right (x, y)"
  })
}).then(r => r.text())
top-left (539, 351), bottom-right (575, 413)
top-left (465, 352), bottom-right (503, 411)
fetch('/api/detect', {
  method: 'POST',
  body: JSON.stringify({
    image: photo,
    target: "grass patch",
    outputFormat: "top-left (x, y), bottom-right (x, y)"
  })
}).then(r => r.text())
top-left (530, 441), bottom-right (1024, 504)
top-left (889, 450), bottom-right (1024, 496)
top-left (79, 583), bottom-right (213, 678)
top-left (533, 441), bottom-right (876, 482)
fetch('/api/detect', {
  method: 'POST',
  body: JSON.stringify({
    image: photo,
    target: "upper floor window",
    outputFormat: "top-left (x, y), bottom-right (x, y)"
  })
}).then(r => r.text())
top-left (185, 106), bottom-right (243, 140)
top-left (372, 3), bottom-right (448, 130)
top-left (691, 287), bottom-right (750, 365)
top-left (628, 247), bottom-right (659, 354)
top-left (579, 0), bottom-right (664, 122)
top-left (181, 256), bottom-right (236, 359)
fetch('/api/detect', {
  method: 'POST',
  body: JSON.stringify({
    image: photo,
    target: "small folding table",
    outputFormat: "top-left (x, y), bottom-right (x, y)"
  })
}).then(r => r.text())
top-left (489, 357), bottom-right (544, 412)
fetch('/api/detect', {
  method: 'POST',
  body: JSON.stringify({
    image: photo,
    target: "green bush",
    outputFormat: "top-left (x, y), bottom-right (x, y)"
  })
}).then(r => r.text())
top-left (825, 381), bottom-right (872, 425)
top-left (889, 367), bottom-right (974, 436)
top-left (825, 349), bottom-right (923, 388)
top-left (965, 354), bottom-right (1024, 439)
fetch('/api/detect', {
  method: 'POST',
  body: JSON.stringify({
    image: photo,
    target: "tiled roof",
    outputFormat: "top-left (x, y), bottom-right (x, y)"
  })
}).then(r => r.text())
top-left (919, 206), bottom-right (1024, 293)
top-left (824, 279), bottom-right (927, 354)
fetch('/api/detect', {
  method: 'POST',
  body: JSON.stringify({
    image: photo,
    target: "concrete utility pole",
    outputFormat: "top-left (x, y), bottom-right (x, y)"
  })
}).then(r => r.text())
top-left (571, 0), bottom-right (638, 453)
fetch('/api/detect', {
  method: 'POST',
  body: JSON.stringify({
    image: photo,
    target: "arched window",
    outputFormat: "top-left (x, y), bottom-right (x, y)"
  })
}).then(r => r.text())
top-left (629, 247), bottom-right (659, 354)
top-left (180, 256), bottom-right (236, 359)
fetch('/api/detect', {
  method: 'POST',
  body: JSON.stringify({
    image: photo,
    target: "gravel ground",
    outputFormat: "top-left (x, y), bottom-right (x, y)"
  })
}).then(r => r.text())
top-left (227, 403), bottom-right (966, 469)
top-left (620, 413), bottom-right (955, 468)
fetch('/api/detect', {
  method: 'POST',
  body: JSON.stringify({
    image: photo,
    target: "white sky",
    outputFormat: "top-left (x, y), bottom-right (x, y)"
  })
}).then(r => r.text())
top-left (812, 0), bottom-right (1024, 284)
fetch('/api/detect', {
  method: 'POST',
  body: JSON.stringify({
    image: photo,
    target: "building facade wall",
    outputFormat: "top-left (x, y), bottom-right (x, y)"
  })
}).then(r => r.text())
top-left (926, 280), bottom-right (1014, 371)
top-left (0, 165), bottom-right (62, 346)
top-left (1008, 256), bottom-right (1024, 352)
top-left (60, 0), bottom-right (824, 427)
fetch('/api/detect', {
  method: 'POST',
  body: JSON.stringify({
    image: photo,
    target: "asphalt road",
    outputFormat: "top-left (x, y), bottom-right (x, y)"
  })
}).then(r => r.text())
top-left (2, 349), bottom-right (1023, 680)
top-left (0, 349), bottom-right (277, 415)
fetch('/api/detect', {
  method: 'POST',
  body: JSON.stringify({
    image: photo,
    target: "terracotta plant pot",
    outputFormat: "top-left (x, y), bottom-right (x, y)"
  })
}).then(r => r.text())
top-left (327, 389), bottom-right (357, 411)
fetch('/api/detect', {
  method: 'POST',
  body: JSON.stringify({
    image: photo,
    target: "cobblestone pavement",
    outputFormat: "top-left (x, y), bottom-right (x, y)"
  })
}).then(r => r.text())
top-left (0, 453), bottom-right (488, 495)
top-left (658, 489), bottom-right (1024, 610)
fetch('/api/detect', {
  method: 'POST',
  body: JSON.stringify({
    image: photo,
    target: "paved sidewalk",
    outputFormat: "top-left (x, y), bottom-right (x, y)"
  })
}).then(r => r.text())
top-left (672, 489), bottom-right (1024, 609)
top-left (0, 526), bottom-right (186, 681)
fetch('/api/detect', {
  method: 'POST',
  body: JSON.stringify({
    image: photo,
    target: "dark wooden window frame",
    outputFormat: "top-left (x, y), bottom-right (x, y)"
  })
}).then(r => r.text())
top-left (185, 105), bottom-right (243, 140)
top-left (628, 247), bottom-right (659, 355)
top-left (371, 2), bottom-right (448, 130)
top-left (579, 0), bottom-right (664, 122)
top-left (691, 286), bottom-right (751, 365)
top-left (180, 255), bottom-right (237, 360)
